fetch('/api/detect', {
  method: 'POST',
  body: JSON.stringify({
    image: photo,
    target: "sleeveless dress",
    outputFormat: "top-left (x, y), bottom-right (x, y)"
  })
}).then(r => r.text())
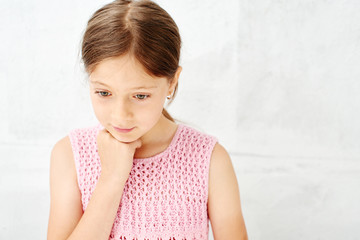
top-left (68, 122), bottom-right (218, 240)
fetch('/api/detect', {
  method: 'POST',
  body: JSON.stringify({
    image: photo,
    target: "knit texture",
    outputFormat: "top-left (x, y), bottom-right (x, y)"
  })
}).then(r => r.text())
top-left (68, 123), bottom-right (218, 240)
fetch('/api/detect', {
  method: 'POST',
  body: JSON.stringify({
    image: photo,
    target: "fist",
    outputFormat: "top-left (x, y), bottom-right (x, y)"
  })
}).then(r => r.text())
top-left (96, 128), bottom-right (142, 180)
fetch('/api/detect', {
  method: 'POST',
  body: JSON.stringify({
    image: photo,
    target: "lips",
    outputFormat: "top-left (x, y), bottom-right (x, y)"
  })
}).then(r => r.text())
top-left (113, 126), bottom-right (134, 133)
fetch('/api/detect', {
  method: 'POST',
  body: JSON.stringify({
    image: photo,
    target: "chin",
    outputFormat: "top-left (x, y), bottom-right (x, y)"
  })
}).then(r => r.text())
top-left (112, 129), bottom-right (143, 143)
top-left (112, 132), bottom-right (136, 142)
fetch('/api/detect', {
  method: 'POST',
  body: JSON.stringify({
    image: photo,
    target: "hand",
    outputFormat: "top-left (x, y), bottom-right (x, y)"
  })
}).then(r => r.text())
top-left (96, 128), bottom-right (141, 181)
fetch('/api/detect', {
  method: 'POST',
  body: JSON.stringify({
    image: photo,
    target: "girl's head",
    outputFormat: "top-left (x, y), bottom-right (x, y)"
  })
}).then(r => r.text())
top-left (81, 0), bottom-right (182, 142)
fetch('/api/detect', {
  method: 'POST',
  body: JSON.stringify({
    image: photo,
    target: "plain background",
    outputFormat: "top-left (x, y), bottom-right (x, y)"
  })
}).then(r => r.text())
top-left (1, 0), bottom-right (360, 239)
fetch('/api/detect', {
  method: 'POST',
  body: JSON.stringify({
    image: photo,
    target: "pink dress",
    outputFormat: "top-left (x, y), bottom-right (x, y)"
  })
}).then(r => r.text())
top-left (69, 123), bottom-right (218, 240)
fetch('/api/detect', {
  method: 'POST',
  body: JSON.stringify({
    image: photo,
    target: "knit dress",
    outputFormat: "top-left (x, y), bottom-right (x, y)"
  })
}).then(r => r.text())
top-left (68, 123), bottom-right (218, 240)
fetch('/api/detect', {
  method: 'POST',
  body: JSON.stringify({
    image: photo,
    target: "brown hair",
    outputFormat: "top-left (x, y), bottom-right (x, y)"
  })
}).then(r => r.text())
top-left (81, 0), bottom-right (181, 121)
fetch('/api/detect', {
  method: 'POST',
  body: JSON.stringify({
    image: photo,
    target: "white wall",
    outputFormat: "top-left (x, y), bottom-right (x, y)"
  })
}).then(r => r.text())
top-left (1, 0), bottom-right (359, 239)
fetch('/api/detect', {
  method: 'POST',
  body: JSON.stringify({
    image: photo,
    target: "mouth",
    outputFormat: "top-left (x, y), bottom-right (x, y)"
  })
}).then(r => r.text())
top-left (113, 126), bottom-right (135, 133)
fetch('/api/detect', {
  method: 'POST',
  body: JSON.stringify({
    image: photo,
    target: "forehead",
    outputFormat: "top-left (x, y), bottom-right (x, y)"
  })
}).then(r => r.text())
top-left (89, 54), bottom-right (167, 88)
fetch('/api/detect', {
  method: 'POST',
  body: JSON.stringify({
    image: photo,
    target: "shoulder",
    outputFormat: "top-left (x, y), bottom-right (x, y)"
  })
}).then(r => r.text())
top-left (211, 142), bottom-right (229, 159)
top-left (208, 142), bottom-right (235, 194)
top-left (52, 135), bottom-right (72, 152)
top-left (51, 135), bottom-right (71, 160)
top-left (209, 143), bottom-right (233, 185)
top-left (51, 123), bottom-right (101, 168)
top-left (51, 124), bottom-right (101, 172)
top-left (50, 135), bottom-right (75, 172)
top-left (208, 142), bottom-right (235, 188)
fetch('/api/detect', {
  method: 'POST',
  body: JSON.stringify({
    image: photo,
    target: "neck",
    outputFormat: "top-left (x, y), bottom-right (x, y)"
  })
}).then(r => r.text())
top-left (135, 114), bottom-right (177, 158)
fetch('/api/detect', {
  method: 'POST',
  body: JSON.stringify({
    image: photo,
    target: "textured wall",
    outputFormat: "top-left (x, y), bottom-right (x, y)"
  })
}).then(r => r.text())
top-left (0, 0), bottom-right (359, 239)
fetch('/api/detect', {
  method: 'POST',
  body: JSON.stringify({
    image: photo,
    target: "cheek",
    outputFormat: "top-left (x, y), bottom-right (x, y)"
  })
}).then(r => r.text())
top-left (138, 97), bottom-right (166, 121)
top-left (154, 95), bottom-right (167, 113)
top-left (90, 97), bottom-right (108, 121)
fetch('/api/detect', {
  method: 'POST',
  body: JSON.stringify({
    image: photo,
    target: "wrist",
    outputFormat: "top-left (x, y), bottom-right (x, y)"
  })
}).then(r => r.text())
top-left (99, 170), bottom-right (129, 185)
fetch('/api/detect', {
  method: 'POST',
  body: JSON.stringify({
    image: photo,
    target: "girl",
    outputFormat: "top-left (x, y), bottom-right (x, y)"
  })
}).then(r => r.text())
top-left (47, 0), bottom-right (247, 239)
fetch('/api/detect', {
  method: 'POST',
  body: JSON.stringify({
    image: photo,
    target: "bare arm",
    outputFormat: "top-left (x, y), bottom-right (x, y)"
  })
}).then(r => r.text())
top-left (47, 135), bottom-right (130, 240)
top-left (208, 143), bottom-right (248, 240)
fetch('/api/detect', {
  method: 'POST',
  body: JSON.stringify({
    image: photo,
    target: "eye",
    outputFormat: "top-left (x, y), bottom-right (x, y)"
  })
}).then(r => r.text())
top-left (134, 94), bottom-right (149, 100)
top-left (94, 91), bottom-right (111, 97)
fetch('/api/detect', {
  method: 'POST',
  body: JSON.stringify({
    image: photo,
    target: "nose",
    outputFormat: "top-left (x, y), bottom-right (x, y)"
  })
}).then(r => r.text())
top-left (111, 98), bottom-right (133, 121)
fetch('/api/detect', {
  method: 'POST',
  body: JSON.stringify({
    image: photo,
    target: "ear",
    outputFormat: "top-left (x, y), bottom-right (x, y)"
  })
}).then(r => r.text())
top-left (168, 66), bottom-right (182, 95)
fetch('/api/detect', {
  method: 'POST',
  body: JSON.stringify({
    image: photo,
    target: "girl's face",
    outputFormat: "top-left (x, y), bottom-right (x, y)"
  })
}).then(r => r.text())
top-left (89, 54), bottom-right (178, 143)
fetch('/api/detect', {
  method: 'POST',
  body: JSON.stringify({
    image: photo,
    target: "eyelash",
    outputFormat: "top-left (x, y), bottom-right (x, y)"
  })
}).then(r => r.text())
top-left (94, 91), bottom-right (150, 100)
top-left (95, 91), bottom-right (111, 97)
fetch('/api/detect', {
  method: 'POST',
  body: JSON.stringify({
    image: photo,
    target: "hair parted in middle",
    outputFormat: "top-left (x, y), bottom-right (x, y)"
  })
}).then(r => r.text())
top-left (81, 0), bottom-right (181, 121)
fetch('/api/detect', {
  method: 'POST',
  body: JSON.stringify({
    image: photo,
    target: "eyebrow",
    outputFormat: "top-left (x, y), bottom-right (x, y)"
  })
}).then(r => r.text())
top-left (90, 80), bottom-right (158, 90)
top-left (90, 81), bottom-right (111, 88)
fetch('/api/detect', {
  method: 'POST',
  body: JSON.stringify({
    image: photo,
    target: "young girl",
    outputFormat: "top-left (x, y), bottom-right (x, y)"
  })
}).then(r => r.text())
top-left (47, 0), bottom-right (247, 239)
